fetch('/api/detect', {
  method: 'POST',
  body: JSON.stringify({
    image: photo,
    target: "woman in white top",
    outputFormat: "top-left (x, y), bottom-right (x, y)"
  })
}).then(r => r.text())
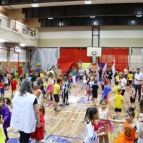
top-left (10, 80), bottom-right (41, 143)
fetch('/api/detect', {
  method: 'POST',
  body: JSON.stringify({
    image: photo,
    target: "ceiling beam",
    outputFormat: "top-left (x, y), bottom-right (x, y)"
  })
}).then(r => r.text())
top-left (22, 3), bottom-right (143, 19)
top-left (39, 16), bottom-right (143, 27)
top-left (1, 0), bottom-right (84, 5)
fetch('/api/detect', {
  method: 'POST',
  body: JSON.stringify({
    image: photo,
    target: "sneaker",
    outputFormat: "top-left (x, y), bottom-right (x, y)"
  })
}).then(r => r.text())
top-left (5, 138), bottom-right (9, 143)
top-left (59, 104), bottom-right (64, 106)
top-left (55, 109), bottom-right (61, 112)
top-left (51, 104), bottom-right (55, 107)
top-left (66, 103), bottom-right (69, 105)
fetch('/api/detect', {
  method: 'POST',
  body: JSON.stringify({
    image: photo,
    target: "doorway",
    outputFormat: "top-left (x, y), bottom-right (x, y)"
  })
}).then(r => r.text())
top-left (22, 62), bottom-right (26, 75)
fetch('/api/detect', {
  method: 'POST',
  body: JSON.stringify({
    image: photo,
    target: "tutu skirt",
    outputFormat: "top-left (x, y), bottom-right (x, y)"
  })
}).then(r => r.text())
top-left (47, 84), bottom-right (54, 93)
top-left (113, 133), bottom-right (135, 143)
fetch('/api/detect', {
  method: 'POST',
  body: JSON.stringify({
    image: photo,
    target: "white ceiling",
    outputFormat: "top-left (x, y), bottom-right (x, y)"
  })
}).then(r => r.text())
top-left (3, 0), bottom-right (143, 9)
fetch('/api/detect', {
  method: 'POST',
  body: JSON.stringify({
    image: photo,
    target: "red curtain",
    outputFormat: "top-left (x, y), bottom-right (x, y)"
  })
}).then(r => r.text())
top-left (99, 48), bottom-right (128, 72)
top-left (58, 48), bottom-right (91, 71)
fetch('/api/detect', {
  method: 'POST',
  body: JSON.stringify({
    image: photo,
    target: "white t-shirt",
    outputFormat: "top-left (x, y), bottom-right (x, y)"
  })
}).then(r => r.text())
top-left (83, 76), bottom-right (87, 84)
top-left (4, 77), bottom-right (9, 84)
top-left (79, 69), bottom-right (84, 76)
top-left (124, 68), bottom-right (128, 74)
top-left (84, 121), bottom-right (98, 143)
top-left (89, 81), bottom-right (94, 88)
top-left (134, 73), bottom-right (143, 85)
top-left (120, 78), bottom-right (127, 89)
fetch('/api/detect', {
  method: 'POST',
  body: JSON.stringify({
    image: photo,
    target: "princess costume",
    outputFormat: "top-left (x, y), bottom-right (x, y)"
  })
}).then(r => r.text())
top-left (98, 108), bottom-right (113, 134)
top-left (31, 111), bottom-right (45, 141)
top-left (113, 121), bottom-right (137, 143)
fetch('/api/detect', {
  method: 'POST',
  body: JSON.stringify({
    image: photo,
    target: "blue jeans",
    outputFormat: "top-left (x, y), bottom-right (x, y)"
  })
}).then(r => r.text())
top-left (135, 84), bottom-right (141, 101)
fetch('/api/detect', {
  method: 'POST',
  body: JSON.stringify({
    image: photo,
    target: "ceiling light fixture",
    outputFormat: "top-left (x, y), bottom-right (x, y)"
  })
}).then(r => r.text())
top-left (136, 14), bottom-right (142, 17)
top-left (31, 3), bottom-right (39, 7)
top-left (20, 43), bottom-right (25, 47)
top-left (85, 0), bottom-right (91, 4)
top-left (48, 17), bottom-right (53, 20)
top-left (90, 16), bottom-right (95, 18)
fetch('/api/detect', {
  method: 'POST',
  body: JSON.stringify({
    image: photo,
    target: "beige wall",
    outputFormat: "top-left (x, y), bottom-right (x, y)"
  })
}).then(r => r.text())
top-left (37, 26), bottom-right (143, 47)
top-left (38, 38), bottom-right (143, 47)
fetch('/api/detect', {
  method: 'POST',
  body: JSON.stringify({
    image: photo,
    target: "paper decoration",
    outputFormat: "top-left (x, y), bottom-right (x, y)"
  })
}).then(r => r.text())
top-left (78, 60), bottom-right (82, 69)
top-left (83, 63), bottom-right (90, 72)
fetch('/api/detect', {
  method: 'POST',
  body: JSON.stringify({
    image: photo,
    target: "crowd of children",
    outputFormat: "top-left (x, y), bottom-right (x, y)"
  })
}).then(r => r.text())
top-left (0, 66), bottom-right (143, 143)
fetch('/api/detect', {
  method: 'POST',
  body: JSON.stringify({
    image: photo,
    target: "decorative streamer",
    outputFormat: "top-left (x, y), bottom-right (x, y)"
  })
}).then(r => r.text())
top-left (83, 63), bottom-right (91, 72)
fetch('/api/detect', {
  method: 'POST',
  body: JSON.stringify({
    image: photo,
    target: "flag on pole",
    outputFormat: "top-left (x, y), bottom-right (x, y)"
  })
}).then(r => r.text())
top-left (98, 63), bottom-right (107, 75)
top-left (102, 63), bottom-right (107, 75)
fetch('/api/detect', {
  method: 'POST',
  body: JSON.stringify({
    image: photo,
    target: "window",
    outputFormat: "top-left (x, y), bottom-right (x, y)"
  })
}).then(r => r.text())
top-left (22, 28), bottom-right (26, 34)
top-left (30, 31), bottom-right (33, 37)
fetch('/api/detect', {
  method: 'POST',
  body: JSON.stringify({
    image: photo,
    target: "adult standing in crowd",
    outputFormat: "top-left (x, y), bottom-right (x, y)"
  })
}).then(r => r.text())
top-left (29, 72), bottom-right (36, 88)
top-left (98, 67), bottom-right (102, 81)
top-left (124, 67), bottom-right (128, 79)
top-left (72, 66), bottom-right (77, 86)
top-left (107, 68), bottom-right (113, 85)
top-left (10, 80), bottom-right (40, 143)
top-left (134, 68), bottom-right (143, 102)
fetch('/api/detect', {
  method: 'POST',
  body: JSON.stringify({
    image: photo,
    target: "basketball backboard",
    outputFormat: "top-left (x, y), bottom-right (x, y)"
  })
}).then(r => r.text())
top-left (87, 47), bottom-right (102, 57)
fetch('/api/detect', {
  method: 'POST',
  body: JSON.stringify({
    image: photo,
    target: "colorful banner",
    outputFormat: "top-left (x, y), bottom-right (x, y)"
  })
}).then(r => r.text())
top-left (78, 60), bottom-right (82, 69)
top-left (98, 63), bottom-right (105, 69)
top-left (83, 63), bottom-right (91, 72)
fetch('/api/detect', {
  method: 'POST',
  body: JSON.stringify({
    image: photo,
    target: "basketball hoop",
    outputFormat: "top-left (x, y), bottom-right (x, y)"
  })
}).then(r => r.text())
top-left (87, 47), bottom-right (102, 64)
top-left (92, 51), bottom-right (97, 64)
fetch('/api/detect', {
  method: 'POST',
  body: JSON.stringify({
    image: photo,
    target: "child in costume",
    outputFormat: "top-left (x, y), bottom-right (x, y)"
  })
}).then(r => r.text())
top-left (11, 76), bottom-right (17, 97)
top-left (129, 83), bottom-right (136, 108)
top-left (31, 103), bottom-right (45, 143)
top-left (98, 99), bottom-right (113, 143)
top-left (110, 107), bottom-right (137, 143)
top-left (0, 97), bottom-right (11, 142)
top-left (60, 77), bottom-right (69, 106)
top-left (102, 86), bottom-right (111, 103)
top-left (0, 80), bottom-right (5, 97)
top-left (84, 107), bottom-right (105, 143)
top-left (0, 115), bottom-right (5, 143)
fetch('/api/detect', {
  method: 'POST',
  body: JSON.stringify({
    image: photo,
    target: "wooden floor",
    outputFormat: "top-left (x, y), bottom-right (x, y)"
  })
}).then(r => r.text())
top-left (4, 83), bottom-right (140, 143)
